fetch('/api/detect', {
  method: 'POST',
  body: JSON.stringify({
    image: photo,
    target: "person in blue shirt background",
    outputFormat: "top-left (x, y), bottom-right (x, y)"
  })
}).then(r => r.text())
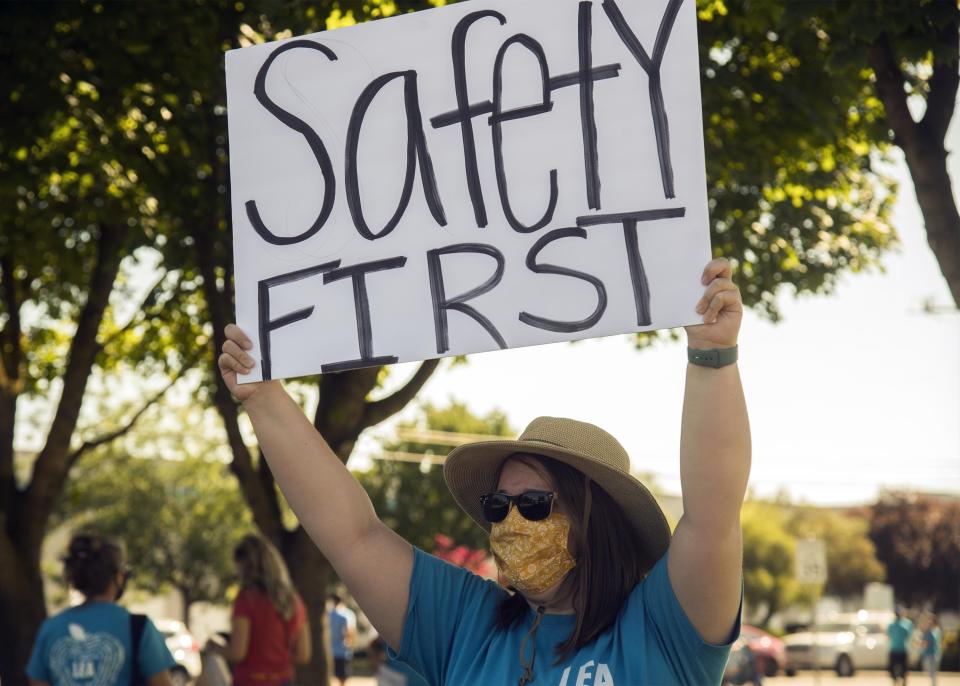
top-left (219, 257), bottom-right (749, 685)
top-left (920, 612), bottom-right (943, 686)
top-left (27, 533), bottom-right (175, 686)
top-left (328, 593), bottom-right (357, 685)
top-left (887, 606), bottom-right (914, 686)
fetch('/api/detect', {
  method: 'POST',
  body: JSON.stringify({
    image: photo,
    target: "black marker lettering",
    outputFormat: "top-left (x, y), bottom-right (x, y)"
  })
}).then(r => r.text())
top-left (578, 2), bottom-right (601, 210)
top-left (491, 35), bottom-right (558, 233)
top-left (576, 206), bottom-right (686, 227)
top-left (431, 63), bottom-right (620, 129)
top-left (577, 207), bottom-right (686, 325)
top-left (320, 257), bottom-right (407, 372)
top-left (446, 10), bottom-right (507, 228)
top-left (427, 244), bottom-right (507, 354)
top-left (346, 71), bottom-right (446, 241)
top-left (602, 0), bottom-right (683, 199)
top-left (258, 260), bottom-right (341, 380)
top-left (622, 218), bottom-right (652, 326)
top-left (247, 41), bottom-right (338, 246)
top-left (519, 228), bottom-right (607, 333)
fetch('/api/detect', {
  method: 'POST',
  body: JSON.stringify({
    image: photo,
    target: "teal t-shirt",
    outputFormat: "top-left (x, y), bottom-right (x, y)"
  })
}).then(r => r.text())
top-left (922, 627), bottom-right (943, 657)
top-left (392, 547), bottom-right (739, 686)
top-left (27, 602), bottom-right (176, 686)
top-left (887, 618), bottom-right (913, 652)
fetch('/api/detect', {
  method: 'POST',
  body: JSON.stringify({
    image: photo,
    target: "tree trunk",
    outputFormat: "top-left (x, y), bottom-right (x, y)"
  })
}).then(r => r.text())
top-left (0, 538), bottom-right (47, 686)
top-left (899, 135), bottom-right (960, 307)
top-left (285, 529), bottom-right (333, 686)
top-left (869, 28), bottom-right (960, 307)
top-left (0, 226), bottom-right (124, 686)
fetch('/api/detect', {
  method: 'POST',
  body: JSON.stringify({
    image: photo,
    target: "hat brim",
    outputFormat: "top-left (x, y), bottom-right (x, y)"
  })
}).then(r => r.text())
top-left (444, 437), bottom-right (671, 564)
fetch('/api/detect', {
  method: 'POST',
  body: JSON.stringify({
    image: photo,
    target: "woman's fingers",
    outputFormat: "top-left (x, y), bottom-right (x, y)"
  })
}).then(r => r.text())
top-left (224, 323), bottom-right (253, 350)
top-left (701, 257), bottom-right (732, 285)
top-left (696, 277), bottom-right (736, 313)
top-left (223, 339), bottom-right (256, 370)
top-left (218, 352), bottom-right (245, 378)
top-left (702, 288), bottom-right (742, 324)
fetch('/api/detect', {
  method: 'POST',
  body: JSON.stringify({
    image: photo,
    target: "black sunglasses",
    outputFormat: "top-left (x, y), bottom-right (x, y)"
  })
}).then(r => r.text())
top-left (480, 490), bottom-right (555, 523)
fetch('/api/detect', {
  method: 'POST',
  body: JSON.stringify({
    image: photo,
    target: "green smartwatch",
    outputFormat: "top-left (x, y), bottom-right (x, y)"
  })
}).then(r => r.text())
top-left (688, 345), bottom-right (738, 368)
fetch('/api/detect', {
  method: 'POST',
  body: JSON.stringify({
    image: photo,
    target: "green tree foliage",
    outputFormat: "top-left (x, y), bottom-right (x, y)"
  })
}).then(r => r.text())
top-left (357, 401), bottom-right (513, 554)
top-left (743, 500), bottom-right (888, 626)
top-left (696, 0), bottom-right (897, 318)
top-left (741, 500), bottom-right (807, 626)
top-left (58, 450), bottom-right (252, 624)
top-left (781, 0), bottom-right (960, 306)
top-left (784, 506), bottom-right (885, 600)
top-left (2, 0), bottom-right (952, 682)
top-left (869, 493), bottom-right (960, 611)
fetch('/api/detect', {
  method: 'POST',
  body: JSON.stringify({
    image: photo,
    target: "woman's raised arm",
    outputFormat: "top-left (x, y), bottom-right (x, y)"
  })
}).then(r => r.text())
top-left (669, 258), bottom-right (751, 644)
top-left (219, 324), bottom-right (413, 650)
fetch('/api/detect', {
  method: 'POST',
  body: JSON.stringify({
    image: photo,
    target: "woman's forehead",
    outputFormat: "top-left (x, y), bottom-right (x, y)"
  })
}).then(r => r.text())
top-left (496, 455), bottom-right (552, 491)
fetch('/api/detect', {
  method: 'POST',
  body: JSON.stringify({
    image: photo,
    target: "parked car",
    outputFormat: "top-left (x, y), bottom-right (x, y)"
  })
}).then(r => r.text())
top-left (740, 624), bottom-right (787, 676)
top-left (783, 611), bottom-right (894, 677)
top-left (155, 619), bottom-right (202, 686)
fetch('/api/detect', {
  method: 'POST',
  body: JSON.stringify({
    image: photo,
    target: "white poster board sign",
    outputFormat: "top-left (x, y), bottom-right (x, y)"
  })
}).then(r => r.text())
top-left (226, 0), bottom-right (709, 381)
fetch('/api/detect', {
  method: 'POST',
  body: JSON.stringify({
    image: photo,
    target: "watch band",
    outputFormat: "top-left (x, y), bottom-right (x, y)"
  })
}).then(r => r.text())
top-left (688, 345), bottom-right (738, 368)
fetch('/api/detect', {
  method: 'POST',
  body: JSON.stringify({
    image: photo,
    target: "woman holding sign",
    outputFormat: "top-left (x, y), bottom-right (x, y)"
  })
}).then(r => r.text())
top-left (219, 257), bottom-right (749, 686)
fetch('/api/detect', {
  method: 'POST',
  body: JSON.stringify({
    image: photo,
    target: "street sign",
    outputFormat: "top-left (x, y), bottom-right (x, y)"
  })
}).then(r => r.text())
top-left (795, 538), bottom-right (827, 584)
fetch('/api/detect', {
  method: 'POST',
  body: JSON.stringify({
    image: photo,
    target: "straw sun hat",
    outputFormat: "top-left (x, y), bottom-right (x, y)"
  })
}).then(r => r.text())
top-left (443, 416), bottom-right (671, 563)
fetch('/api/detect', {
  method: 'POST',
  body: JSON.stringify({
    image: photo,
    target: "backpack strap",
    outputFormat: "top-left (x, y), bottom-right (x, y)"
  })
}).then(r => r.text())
top-left (130, 613), bottom-right (147, 686)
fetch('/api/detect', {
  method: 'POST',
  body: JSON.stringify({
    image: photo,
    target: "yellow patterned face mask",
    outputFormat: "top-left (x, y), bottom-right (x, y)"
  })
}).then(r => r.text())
top-left (489, 506), bottom-right (576, 596)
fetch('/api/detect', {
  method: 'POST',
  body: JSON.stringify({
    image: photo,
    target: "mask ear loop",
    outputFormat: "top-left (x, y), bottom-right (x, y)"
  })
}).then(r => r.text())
top-left (518, 605), bottom-right (545, 686)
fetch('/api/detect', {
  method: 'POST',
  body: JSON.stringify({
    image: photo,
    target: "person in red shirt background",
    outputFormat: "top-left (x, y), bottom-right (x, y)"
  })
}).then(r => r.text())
top-left (208, 534), bottom-right (311, 686)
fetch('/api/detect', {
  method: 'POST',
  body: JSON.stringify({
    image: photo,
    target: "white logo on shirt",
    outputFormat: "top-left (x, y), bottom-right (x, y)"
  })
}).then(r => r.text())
top-left (49, 623), bottom-right (125, 686)
top-left (558, 660), bottom-right (614, 686)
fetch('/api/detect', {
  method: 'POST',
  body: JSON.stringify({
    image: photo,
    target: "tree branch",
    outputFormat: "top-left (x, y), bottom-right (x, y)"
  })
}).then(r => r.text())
top-left (65, 359), bottom-right (196, 471)
top-left (920, 13), bottom-right (960, 141)
top-left (97, 268), bottom-right (173, 352)
top-left (191, 216), bottom-right (283, 542)
top-left (22, 224), bottom-right (124, 556)
top-left (869, 35), bottom-right (920, 150)
top-left (363, 359), bottom-right (441, 428)
top-left (0, 255), bottom-right (23, 517)
top-left (0, 255), bottom-right (24, 393)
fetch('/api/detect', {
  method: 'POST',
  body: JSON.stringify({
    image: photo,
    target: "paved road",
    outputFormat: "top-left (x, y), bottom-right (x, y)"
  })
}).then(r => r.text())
top-left (342, 670), bottom-right (959, 686)
top-left (763, 670), bottom-right (959, 686)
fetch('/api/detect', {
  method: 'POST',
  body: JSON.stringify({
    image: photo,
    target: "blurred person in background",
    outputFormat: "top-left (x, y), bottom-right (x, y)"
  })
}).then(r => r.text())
top-left (920, 612), bottom-right (942, 686)
top-left (887, 605), bottom-right (913, 686)
top-left (206, 534), bottom-right (311, 686)
top-left (27, 533), bottom-right (175, 686)
top-left (328, 593), bottom-right (356, 686)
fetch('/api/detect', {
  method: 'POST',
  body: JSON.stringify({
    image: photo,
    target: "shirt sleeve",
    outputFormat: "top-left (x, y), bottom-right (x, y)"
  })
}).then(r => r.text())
top-left (137, 618), bottom-right (178, 679)
top-left (233, 590), bottom-right (254, 619)
top-left (25, 621), bottom-right (51, 683)
top-left (390, 546), bottom-right (500, 686)
top-left (636, 553), bottom-right (741, 684)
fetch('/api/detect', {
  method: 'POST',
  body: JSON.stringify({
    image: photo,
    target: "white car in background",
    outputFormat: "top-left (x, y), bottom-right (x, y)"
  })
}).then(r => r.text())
top-left (155, 619), bottom-right (202, 686)
top-left (783, 611), bottom-right (894, 677)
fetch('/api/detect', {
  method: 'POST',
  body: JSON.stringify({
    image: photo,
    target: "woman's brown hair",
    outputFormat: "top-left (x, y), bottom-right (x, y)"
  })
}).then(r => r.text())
top-left (63, 533), bottom-right (126, 598)
top-left (494, 454), bottom-right (655, 661)
top-left (234, 534), bottom-right (298, 621)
